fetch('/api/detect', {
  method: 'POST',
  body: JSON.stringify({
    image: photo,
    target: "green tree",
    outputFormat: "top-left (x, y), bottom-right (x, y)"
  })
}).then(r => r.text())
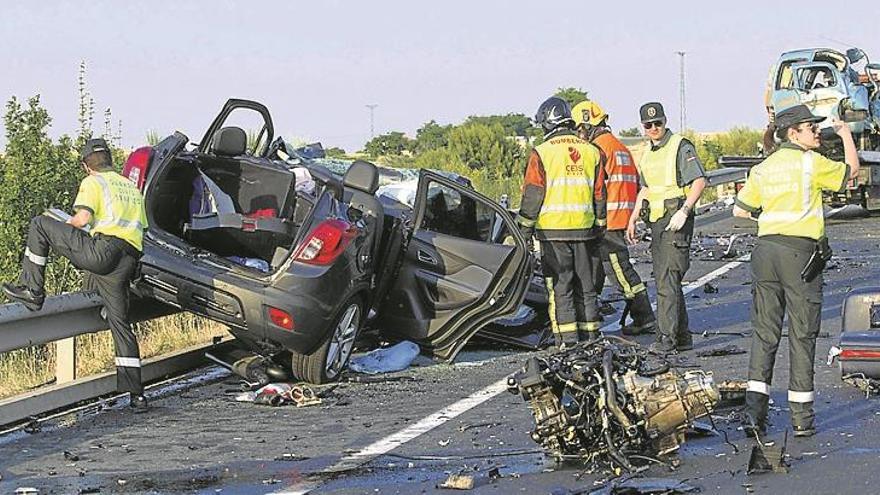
top-left (464, 114), bottom-right (534, 137)
top-left (445, 122), bottom-right (524, 178)
top-left (554, 87), bottom-right (589, 108)
top-left (0, 96), bottom-right (82, 292)
top-left (325, 146), bottom-right (347, 158)
top-left (363, 131), bottom-right (414, 157)
top-left (414, 120), bottom-right (452, 153)
top-left (619, 127), bottom-right (642, 137)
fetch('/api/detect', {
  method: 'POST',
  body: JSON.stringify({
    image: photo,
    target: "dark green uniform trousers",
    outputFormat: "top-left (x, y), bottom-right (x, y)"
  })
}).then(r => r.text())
top-left (20, 216), bottom-right (144, 396)
top-left (649, 208), bottom-right (694, 348)
top-left (541, 239), bottom-right (602, 346)
top-left (595, 229), bottom-right (656, 325)
top-left (746, 236), bottom-right (822, 429)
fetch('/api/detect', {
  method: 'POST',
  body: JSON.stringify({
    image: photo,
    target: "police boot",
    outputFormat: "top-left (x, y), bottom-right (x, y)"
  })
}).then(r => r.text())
top-left (790, 401), bottom-right (816, 437)
top-left (129, 393), bottom-right (150, 414)
top-left (2, 283), bottom-right (44, 311)
top-left (621, 293), bottom-right (656, 336)
top-left (744, 391), bottom-right (769, 438)
top-left (649, 335), bottom-right (677, 355)
top-left (676, 331), bottom-right (694, 351)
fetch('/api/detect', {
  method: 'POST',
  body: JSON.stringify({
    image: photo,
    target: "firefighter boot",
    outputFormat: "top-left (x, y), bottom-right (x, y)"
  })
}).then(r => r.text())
top-left (621, 292), bottom-right (656, 336)
top-left (790, 401), bottom-right (816, 437)
top-left (676, 331), bottom-right (694, 351)
top-left (744, 391), bottom-right (769, 438)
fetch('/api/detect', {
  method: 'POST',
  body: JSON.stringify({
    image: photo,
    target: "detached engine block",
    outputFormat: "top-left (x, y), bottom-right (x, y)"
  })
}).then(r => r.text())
top-left (509, 337), bottom-right (719, 470)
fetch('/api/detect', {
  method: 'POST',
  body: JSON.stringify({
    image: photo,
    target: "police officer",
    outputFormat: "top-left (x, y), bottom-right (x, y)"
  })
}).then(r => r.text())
top-left (572, 100), bottom-right (657, 335)
top-left (3, 138), bottom-right (151, 412)
top-left (516, 96), bottom-right (607, 347)
top-left (733, 104), bottom-right (859, 437)
top-left (626, 102), bottom-right (706, 353)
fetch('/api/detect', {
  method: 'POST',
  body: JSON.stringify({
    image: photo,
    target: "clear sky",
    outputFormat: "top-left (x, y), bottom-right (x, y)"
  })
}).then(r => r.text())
top-left (1, 1), bottom-right (878, 152)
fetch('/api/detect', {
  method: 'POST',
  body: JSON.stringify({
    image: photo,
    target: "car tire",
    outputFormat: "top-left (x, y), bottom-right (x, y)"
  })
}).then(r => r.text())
top-left (291, 295), bottom-right (363, 384)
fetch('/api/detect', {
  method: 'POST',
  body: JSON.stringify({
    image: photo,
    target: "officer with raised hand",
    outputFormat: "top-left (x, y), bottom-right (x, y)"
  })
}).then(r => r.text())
top-left (626, 102), bottom-right (706, 353)
top-left (733, 104), bottom-right (859, 437)
top-left (516, 96), bottom-right (607, 347)
top-left (2, 138), bottom-right (151, 412)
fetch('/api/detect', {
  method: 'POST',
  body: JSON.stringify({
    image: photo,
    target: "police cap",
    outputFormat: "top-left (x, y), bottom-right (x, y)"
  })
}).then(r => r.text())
top-left (639, 102), bottom-right (666, 124)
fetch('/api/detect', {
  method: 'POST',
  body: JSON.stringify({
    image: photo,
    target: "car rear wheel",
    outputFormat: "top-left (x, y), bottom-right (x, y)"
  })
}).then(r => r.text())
top-left (291, 296), bottom-right (363, 384)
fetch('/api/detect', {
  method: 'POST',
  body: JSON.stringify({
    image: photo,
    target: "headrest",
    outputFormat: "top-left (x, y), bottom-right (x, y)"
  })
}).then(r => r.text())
top-left (211, 127), bottom-right (247, 157)
top-left (343, 160), bottom-right (379, 194)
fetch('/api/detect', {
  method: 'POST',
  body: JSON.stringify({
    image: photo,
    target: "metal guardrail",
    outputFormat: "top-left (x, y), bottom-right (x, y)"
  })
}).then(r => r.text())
top-left (0, 292), bottom-right (213, 428)
top-left (705, 167), bottom-right (748, 187)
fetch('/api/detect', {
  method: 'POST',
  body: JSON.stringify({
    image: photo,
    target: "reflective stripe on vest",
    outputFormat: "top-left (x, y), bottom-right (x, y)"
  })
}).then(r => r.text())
top-left (534, 135), bottom-right (600, 231)
top-left (753, 149), bottom-right (826, 239)
top-left (594, 133), bottom-right (640, 230)
top-left (638, 133), bottom-right (686, 222)
top-left (90, 172), bottom-right (146, 251)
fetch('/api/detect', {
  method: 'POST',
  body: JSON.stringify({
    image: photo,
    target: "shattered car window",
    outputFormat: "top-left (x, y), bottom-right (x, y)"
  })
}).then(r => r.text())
top-left (421, 181), bottom-right (494, 243)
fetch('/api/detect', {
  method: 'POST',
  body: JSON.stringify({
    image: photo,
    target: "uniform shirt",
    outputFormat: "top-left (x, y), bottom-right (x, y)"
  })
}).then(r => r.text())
top-left (638, 129), bottom-right (706, 187)
top-left (735, 142), bottom-right (849, 240)
top-left (74, 171), bottom-right (149, 251)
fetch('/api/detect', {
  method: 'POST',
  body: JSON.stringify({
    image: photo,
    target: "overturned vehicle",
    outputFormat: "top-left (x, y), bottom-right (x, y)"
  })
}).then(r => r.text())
top-left (509, 337), bottom-right (718, 471)
top-left (121, 99), bottom-right (535, 384)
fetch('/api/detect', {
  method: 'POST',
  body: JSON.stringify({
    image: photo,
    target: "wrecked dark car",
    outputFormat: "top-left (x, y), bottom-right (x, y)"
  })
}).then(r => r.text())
top-left (121, 99), bottom-right (534, 383)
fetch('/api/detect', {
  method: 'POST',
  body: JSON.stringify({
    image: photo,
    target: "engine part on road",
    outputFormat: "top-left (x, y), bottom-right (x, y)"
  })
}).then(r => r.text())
top-left (508, 337), bottom-right (719, 471)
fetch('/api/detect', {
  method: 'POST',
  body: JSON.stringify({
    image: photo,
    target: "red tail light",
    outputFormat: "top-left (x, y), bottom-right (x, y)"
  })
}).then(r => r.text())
top-left (840, 349), bottom-right (880, 360)
top-left (268, 307), bottom-right (294, 331)
top-left (293, 219), bottom-right (357, 266)
top-left (122, 146), bottom-right (154, 190)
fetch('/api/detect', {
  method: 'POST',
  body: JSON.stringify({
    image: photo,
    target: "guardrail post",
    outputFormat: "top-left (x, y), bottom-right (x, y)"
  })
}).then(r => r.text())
top-left (56, 337), bottom-right (77, 383)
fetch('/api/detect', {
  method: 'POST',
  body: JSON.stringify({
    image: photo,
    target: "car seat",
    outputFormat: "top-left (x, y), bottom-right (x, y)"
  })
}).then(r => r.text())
top-left (342, 160), bottom-right (384, 267)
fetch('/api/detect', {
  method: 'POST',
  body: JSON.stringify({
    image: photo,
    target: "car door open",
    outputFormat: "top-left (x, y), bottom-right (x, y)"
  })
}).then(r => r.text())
top-left (378, 170), bottom-right (533, 361)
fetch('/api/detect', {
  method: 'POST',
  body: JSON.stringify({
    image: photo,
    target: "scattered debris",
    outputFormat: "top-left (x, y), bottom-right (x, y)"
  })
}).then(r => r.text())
top-left (14, 488), bottom-right (39, 495)
top-left (349, 341), bottom-right (420, 374)
top-left (439, 473), bottom-right (475, 490)
top-left (235, 383), bottom-right (321, 407)
top-left (494, 304), bottom-right (537, 327)
top-left (703, 282), bottom-right (719, 294)
top-left (63, 450), bottom-right (80, 462)
top-left (696, 345), bottom-right (746, 358)
top-left (587, 477), bottom-right (700, 495)
top-left (842, 374), bottom-right (880, 398)
top-left (509, 336), bottom-right (719, 472)
top-left (717, 380), bottom-right (747, 408)
top-left (22, 418), bottom-right (41, 434)
top-left (748, 431), bottom-right (789, 475)
top-left (274, 453), bottom-right (309, 462)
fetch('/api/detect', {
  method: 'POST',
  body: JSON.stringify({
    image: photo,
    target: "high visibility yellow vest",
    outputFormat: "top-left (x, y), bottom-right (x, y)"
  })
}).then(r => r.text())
top-left (638, 133), bottom-right (687, 222)
top-left (746, 149), bottom-right (831, 239)
top-left (77, 172), bottom-right (148, 251)
top-left (534, 135), bottom-right (600, 231)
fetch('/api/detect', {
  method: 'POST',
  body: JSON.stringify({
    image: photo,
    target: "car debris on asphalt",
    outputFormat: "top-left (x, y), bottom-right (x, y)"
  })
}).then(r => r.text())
top-left (234, 383), bottom-right (322, 407)
top-left (582, 476), bottom-right (700, 495)
top-left (348, 340), bottom-right (421, 374)
top-left (696, 345), bottom-right (746, 358)
top-left (509, 336), bottom-right (719, 473)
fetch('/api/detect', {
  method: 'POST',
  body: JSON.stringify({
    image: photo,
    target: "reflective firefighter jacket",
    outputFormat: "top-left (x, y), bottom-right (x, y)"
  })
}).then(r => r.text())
top-left (516, 130), bottom-right (606, 241)
top-left (734, 143), bottom-right (849, 240)
top-left (73, 171), bottom-right (149, 251)
top-left (592, 130), bottom-right (639, 230)
top-left (638, 133), bottom-right (687, 222)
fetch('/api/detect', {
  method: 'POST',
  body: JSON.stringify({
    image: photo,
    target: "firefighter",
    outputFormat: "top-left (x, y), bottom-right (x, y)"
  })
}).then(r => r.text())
top-left (516, 96), bottom-right (607, 347)
top-left (2, 139), bottom-right (150, 412)
top-left (572, 100), bottom-right (657, 335)
top-left (733, 104), bottom-right (859, 437)
top-left (625, 102), bottom-right (706, 353)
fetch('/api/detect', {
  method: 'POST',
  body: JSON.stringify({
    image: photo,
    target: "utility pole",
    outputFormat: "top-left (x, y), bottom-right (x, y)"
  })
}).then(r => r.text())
top-left (365, 104), bottom-right (378, 139)
top-left (675, 51), bottom-right (687, 132)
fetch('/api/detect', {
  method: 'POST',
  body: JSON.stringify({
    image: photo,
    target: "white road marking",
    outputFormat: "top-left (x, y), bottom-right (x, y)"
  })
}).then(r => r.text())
top-left (276, 257), bottom-right (747, 494)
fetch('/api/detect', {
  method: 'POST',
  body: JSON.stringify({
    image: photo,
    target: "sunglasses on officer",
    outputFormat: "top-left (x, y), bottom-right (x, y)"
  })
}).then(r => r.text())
top-left (643, 120), bottom-right (665, 130)
top-left (798, 122), bottom-right (819, 133)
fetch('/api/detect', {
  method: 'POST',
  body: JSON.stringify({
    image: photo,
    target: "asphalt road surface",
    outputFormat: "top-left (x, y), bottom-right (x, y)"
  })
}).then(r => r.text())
top-left (2, 211), bottom-right (880, 495)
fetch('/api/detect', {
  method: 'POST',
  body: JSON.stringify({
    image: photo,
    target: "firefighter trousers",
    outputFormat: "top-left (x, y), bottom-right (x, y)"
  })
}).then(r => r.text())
top-left (649, 209), bottom-right (694, 346)
top-left (20, 216), bottom-right (143, 395)
top-left (596, 229), bottom-right (655, 325)
top-left (745, 236), bottom-right (822, 429)
top-left (540, 239), bottom-right (601, 345)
